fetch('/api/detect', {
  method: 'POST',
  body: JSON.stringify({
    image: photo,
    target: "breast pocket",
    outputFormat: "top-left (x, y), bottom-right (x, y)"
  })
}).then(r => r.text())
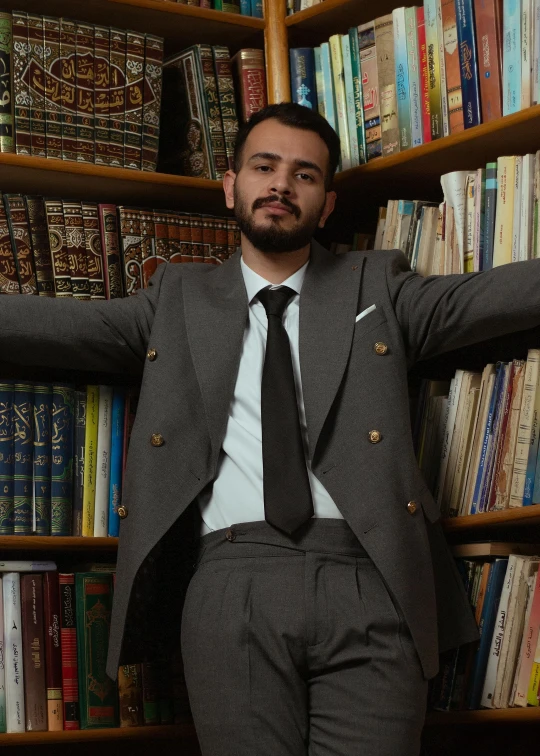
top-left (353, 308), bottom-right (388, 340)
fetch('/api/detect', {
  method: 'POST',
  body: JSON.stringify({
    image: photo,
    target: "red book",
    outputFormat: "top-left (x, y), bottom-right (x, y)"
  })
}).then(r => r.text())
top-left (98, 204), bottom-right (123, 299)
top-left (43, 572), bottom-right (63, 731)
top-left (59, 573), bottom-right (80, 730)
top-left (416, 7), bottom-right (432, 144)
top-left (473, 0), bottom-right (503, 122)
top-left (231, 49), bottom-right (267, 123)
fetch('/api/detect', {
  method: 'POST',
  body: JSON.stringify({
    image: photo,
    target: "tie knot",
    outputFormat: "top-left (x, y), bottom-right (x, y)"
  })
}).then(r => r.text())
top-left (257, 286), bottom-right (296, 319)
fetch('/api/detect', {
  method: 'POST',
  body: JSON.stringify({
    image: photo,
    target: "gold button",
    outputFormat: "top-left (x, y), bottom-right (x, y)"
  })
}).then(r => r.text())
top-left (407, 501), bottom-right (417, 515)
top-left (118, 505), bottom-right (128, 519)
top-left (369, 430), bottom-right (381, 444)
top-left (147, 348), bottom-right (157, 361)
top-left (151, 433), bottom-right (164, 447)
top-left (226, 529), bottom-right (236, 542)
top-left (374, 342), bottom-right (388, 355)
top-left (352, 265), bottom-right (358, 271)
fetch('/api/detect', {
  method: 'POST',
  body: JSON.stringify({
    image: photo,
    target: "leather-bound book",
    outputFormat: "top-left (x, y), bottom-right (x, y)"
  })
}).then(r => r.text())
top-left (44, 199), bottom-right (72, 297)
top-left (94, 26), bottom-right (110, 166)
top-left (231, 48), bottom-right (267, 123)
top-left (98, 204), bottom-right (123, 299)
top-left (82, 202), bottom-right (106, 300)
top-left (0, 195), bottom-right (20, 294)
top-left (12, 12), bottom-right (30, 155)
top-left (0, 12), bottom-right (14, 154)
top-left (43, 16), bottom-right (62, 159)
top-left (76, 22), bottom-right (95, 163)
top-left (124, 31), bottom-right (145, 169)
top-left (141, 34), bottom-right (164, 172)
top-left (27, 15), bottom-right (46, 157)
top-left (59, 18), bottom-right (78, 161)
top-left (25, 196), bottom-right (55, 297)
top-left (21, 575), bottom-right (47, 731)
top-left (62, 200), bottom-right (91, 300)
top-left (4, 194), bottom-right (38, 295)
top-left (109, 29), bottom-right (126, 167)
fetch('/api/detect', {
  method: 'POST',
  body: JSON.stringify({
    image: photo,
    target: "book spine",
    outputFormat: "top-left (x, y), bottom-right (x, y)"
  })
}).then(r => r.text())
top-left (108, 388), bottom-right (125, 538)
top-left (21, 574), bottom-right (47, 731)
top-left (488, 360), bottom-right (515, 511)
top-left (341, 35), bottom-right (360, 167)
top-left (75, 573), bottom-right (118, 728)
top-left (0, 13), bottom-right (14, 154)
top-left (510, 351), bottom-right (540, 506)
top-left (329, 34), bottom-right (352, 170)
top-left (214, 217), bottom-right (228, 263)
top-left (141, 662), bottom-right (159, 724)
top-left (0, 196), bottom-right (19, 295)
top-left (442, 0), bottom-right (465, 133)
top-left (43, 17), bottom-right (62, 160)
top-left (124, 31), bottom-right (145, 169)
top-left (320, 42), bottom-right (338, 134)
top-left (72, 390), bottom-right (86, 537)
top-left (51, 384), bottom-right (74, 537)
top-left (503, 0), bottom-right (521, 115)
top-left (93, 26), bottom-right (110, 167)
top-left (82, 385), bottom-right (98, 537)
top-left (212, 45), bottom-right (239, 172)
top-left (523, 0), bottom-right (532, 108)
top-left (98, 204), bottom-right (123, 299)
top-left (3, 573), bottom-right (24, 732)
top-left (481, 556), bottom-right (515, 707)
top-left (76, 22), bottom-right (95, 163)
top-left (153, 209), bottom-right (170, 263)
top-left (82, 202), bottom-right (106, 300)
top-left (167, 211), bottom-right (181, 263)
top-left (455, 0), bottom-right (482, 127)
top-left (424, 0), bottom-right (443, 138)
top-left (33, 384), bottom-right (52, 536)
top-left (417, 7), bottom-right (432, 143)
top-left (231, 48), bottom-right (267, 123)
top-left (43, 572), bottom-right (62, 730)
top-left (109, 29), bottom-right (126, 167)
top-left (290, 47), bottom-right (317, 109)
top-left (348, 29), bottom-right (367, 164)
top-left (534, 0), bottom-right (540, 104)
top-left (139, 208), bottom-right (157, 285)
top-left (474, 0), bottom-right (503, 120)
top-left (44, 199), bottom-right (72, 297)
top-left (62, 200), bottom-right (90, 301)
top-left (12, 12), bottom-right (31, 156)
top-left (496, 360), bottom-right (526, 510)
top-left (179, 213), bottom-right (192, 262)
top-left (201, 214), bottom-right (213, 263)
top-left (483, 161), bottom-right (498, 270)
top-left (59, 19), bottom-right (77, 162)
top-left (58, 573), bottom-right (79, 729)
top-left (118, 206), bottom-right (143, 294)
top-left (197, 44), bottom-right (228, 178)
top-left (393, 7), bottom-right (412, 150)
top-left (251, 0), bottom-right (264, 17)
top-left (94, 385), bottom-right (112, 537)
top-left (436, 0), bottom-right (451, 135)
top-left (142, 34), bottom-right (163, 172)
top-left (405, 7), bottom-right (423, 146)
top-left (492, 155), bottom-right (515, 266)
top-left (0, 579), bottom-right (5, 732)
top-left (118, 664), bottom-right (144, 727)
top-left (0, 383), bottom-right (14, 535)
top-left (524, 365), bottom-right (540, 505)
top-left (190, 214), bottom-right (204, 263)
top-left (4, 193), bottom-right (38, 295)
top-left (374, 14), bottom-right (400, 158)
top-left (25, 197), bottom-right (55, 297)
top-left (27, 14), bottom-right (46, 157)
top-left (13, 383), bottom-right (33, 535)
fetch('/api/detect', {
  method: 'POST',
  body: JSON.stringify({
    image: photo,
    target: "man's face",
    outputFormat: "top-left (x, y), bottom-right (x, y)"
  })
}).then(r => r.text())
top-left (223, 119), bottom-right (336, 254)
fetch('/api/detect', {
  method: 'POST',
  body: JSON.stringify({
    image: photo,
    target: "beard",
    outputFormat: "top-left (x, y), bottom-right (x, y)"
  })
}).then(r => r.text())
top-left (233, 185), bottom-right (326, 254)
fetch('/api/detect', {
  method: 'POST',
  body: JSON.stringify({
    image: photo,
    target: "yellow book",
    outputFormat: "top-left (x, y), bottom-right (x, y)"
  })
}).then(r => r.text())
top-left (329, 34), bottom-right (351, 171)
top-left (82, 385), bottom-right (99, 537)
top-left (492, 156), bottom-right (517, 267)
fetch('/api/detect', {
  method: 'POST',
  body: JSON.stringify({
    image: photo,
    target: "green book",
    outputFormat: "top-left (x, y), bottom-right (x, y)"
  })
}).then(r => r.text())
top-left (76, 572), bottom-right (118, 729)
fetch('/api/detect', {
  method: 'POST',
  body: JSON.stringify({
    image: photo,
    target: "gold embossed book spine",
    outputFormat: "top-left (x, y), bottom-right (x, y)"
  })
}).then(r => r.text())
top-left (25, 195), bottom-right (55, 297)
top-left (13, 11), bottom-right (31, 155)
top-left (94, 25), bottom-right (110, 166)
top-left (43, 16), bottom-right (62, 159)
top-left (4, 193), bottom-right (38, 296)
top-left (141, 34), bottom-right (163, 172)
top-left (44, 198), bottom-right (73, 297)
top-left (28, 14), bottom-right (46, 157)
top-left (124, 31), bottom-right (145, 169)
top-left (75, 22), bottom-right (95, 163)
top-left (0, 12), bottom-right (14, 154)
top-left (60, 18), bottom-right (77, 161)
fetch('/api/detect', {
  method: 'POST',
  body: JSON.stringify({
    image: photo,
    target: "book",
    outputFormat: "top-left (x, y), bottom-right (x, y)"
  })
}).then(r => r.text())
top-left (62, 199), bottom-right (90, 300)
top-left (4, 193), bottom-right (38, 295)
top-left (94, 385), bottom-right (112, 538)
top-left (405, 6), bottom-right (423, 146)
top-left (231, 48), bottom-right (267, 123)
top-left (108, 388), bottom-right (125, 538)
top-left (442, 0), bottom-right (465, 133)
top-left (93, 25), bottom-right (110, 167)
top-left (27, 14), bottom-right (46, 158)
top-left (474, 0), bottom-right (503, 121)
top-left (374, 14), bottom-right (400, 158)
top-left (58, 573), bottom-right (79, 729)
top-left (358, 21), bottom-right (383, 160)
top-left (25, 196), bottom-right (55, 297)
top-left (32, 384), bottom-right (52, 536)
top-left (424, 0), bottom-right (443, 139)
top-left (348, 28), bottom-right (367, 163)
top-left (13, 383), bottom-right (33, 535)
top-left (393, 6), bottom-right (412, 151)
top-left (3, 572), bottom-right (24, 732)
top-left (455, 0), bottom-right (481, 128)
top-left (98, 204), bottom-right (123, 299)
top-left (12, 12), bottom-right (30, 156)
top-left (0, 12), bottom-right (14, 154)
top-left (50, 385), bottom-right (74, 536)
top-left (141, 35), bottom-right (164, 172)
top-left (44, 199), bottom-right (72, 297)
top-left (81, 202), bottom-right (106, 300)
top-left (341, 34), bottom-right (360, 166)
top-left (118, 664), bottom-right (144, 726)
top-left (124, 30), bottom-right (145, 169)
top-left (43, 571), bottom-right (62, 730)
top-left (76, 23), bottom-right (95, 163)
top-left (109, 28), bottom-right (126, 167)
top-left (290, 47), bottom-right (317, 109)
top-left (82, 385), bottom-right (99, 537)
top-left (72, 389), bottom-right (86, 537)
top-left (329, 34), bottom-right (352, 170)
top-left (0, 382), bottom-right (14, 535)
top-left (21, 574), bottom-right (47, 731)
top-left (0, 579), bottom-right (5, 732)
top-left (503, 0), bottom-right (522, 115)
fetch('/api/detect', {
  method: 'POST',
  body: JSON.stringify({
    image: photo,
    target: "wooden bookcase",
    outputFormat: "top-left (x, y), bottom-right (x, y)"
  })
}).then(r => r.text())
top-left (4, 0), bottom-right (540, 753)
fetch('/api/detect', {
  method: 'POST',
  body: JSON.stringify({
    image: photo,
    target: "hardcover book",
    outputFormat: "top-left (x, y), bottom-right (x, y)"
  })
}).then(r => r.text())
top-left (43, 16), bottom-right (62, 160)
top-left (32, 384), bottom-right (52, 536)
top-left (21, 574), bottom-right (47, 731)
top-left (109, 28), bottom-right (126, 167)
top-left (0, 12), bottom-right (14, 154)
top-left (61, 200), bottom-right (90, 300)
top-left (50, 384), bottom-right (74, 536)
top-left (230, 48), bottom-right (267, 123)
top-left (212, 45), bottom-right (239, 172)
top-left (13, 383), bottom-right (33, 535)
top-left (43, 571), bottom-right (63, 730)
top-left (27, 14), bottom-right (46, 157)
top-left (0, 382), bottom-right (14, 535)
top-left (25, 196), bottom-right (55, 297)
top-left (12, 11), bottom-right (31, 156)
top-left (75, 22), bottom-right (95, 163)
top-left (4, 193), bottom-right (38, 295)
top-left (142, 34), bottom-right (164, 172)
top-left (81, 202), bottom-right (106, 300)
top-left (3, 572), bottom-right (24, 732)
top-left (93, 26), bottom-right (110, 167)
top-left (59, 573), bottom-right (79, 728)
top-left (59, 18), bottom-right (77, 162)
top-left (44, 199), bottom-right (72, 297)
top-left (0, 196), bottom-right (19, 295)
top-left (124, 31), bottom-right (145, 169)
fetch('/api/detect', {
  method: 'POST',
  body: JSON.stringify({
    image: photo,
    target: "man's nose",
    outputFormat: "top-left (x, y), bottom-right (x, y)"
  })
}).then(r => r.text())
top-left (268, 171), bottom-right (293, 195)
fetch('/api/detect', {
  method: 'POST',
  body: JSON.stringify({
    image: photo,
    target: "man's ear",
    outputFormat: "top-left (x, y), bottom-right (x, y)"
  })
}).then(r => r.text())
top-left (223, 170), bottom-right (236, 210)
top-left (318, 190), bottom-right (337, 228)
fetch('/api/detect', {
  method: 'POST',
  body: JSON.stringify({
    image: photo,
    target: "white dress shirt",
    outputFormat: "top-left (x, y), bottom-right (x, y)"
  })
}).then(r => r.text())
top-left (195, 254), bottom-right (344, 537)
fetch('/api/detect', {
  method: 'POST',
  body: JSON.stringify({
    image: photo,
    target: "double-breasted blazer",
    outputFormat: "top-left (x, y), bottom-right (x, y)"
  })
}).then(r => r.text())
top-left (4, 240), bottom-right (540, 681)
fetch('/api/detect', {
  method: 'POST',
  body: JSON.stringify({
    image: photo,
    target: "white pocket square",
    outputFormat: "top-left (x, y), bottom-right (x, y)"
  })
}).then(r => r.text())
top-left (355, 304), bottom-right (377, 323)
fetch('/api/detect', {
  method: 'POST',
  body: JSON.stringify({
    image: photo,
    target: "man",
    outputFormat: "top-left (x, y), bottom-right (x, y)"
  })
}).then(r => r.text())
top-left (1, 102), bottom-right (539, 754)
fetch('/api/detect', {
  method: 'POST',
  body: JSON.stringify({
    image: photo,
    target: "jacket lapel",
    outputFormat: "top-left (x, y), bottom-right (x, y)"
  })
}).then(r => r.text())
top-left (299, 240), bottom-right (364, 463)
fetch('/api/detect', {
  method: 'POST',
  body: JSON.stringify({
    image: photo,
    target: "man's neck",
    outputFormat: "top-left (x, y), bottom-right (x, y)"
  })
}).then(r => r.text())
top-left (240, 235), bottom-right (311, 284)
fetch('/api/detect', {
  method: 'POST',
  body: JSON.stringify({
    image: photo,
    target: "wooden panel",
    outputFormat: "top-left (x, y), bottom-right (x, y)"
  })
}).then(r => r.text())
top-left (0, 536), bottom-right (118, 551)
top-left (264, 0), bottom-right (291, 103)
top-left (442, 505), bottom-right (540, 533)
top-left (0, 722), bottom-right (197, 746)
top-left (426, 707), bottom-right (540, 725)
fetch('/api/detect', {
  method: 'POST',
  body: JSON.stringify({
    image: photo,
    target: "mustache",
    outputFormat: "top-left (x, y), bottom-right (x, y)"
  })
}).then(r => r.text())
top-left (252, 195), bottom-right (301, 219)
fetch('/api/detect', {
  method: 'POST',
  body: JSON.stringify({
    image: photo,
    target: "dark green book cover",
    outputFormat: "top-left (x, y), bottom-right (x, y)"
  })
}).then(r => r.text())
top-left (75, 572), bottom-right (118, 729)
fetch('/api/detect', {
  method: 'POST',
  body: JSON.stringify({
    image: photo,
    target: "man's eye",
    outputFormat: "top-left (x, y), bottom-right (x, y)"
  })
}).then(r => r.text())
top-left (256, 165), bottom-right (271, 172)
top-left (298, 173), bottom-right (313, 181)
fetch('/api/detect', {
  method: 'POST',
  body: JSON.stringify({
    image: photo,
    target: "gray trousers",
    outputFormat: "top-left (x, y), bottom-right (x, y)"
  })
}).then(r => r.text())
top-left (180, 518), bottom-right (428, 756)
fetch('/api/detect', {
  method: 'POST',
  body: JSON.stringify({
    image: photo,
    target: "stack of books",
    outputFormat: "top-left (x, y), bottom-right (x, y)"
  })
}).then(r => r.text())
top-left (0, 564), bottom-right (188, 732)
top-left (289, 0), bottom-right (535, 170)
top-left (210, 0), bottom-right (263, 16)
top-left (6, 12), bottom-right (164, 171)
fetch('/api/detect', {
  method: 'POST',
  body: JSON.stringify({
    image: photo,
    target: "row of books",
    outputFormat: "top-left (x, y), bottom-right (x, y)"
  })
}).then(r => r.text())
top-left (0, 381), bottom-right (138, 538)
top-left (287, 0), bottom-right (323, 13)
top-left (178, 0), bottom-right (263, 16)
top-left (0, 565), bottom-right (188, 732)
top-left (7, 12), bottom-right (163, 172)
top-left (0, 193), bottom-right (240, 300)
top-left (290, 0), bottom-right (526, 169)
top-left (159, 45), bottom-right (267, 180)
top-left (413, 349), bottom-right (540, 519)
top-left (430, 548), bottom-right (540, 710)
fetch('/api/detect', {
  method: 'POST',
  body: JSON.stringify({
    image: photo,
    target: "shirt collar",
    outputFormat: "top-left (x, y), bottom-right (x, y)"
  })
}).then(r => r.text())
top-left (240, 254), bottom-right (309, 305)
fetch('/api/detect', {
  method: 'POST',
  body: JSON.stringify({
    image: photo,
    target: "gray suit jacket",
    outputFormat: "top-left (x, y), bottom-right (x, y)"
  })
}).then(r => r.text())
top-left (3, 240), bottom-right (540, 681)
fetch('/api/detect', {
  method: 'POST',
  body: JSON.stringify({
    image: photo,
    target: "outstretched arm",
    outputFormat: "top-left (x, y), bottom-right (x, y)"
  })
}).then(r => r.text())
top-left (0, 262), bottom-right (167, 376)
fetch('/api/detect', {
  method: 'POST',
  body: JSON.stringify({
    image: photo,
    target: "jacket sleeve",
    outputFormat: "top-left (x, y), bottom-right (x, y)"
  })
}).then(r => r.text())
top-left (0, 262), bottom-right (168, 376)
top-left (385, 249), bottom-right (540, 366)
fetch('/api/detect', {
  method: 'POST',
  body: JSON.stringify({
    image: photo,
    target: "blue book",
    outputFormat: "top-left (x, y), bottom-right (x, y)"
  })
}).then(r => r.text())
top-left (33, 384), bottom-right (52, 536)
top-left (405, 6), bottom-right (422, 146)
top-left (471, 365), bottom-right (502, 514)
top-left (393, 6), bottom-right (412, 149)
top-left (455, 0), bottom-right (481, 128)
top-left (502, 0), bottom-right (521, 115)
top-left (466, 559), bottom-right (508, 710)
top-left (289, 48), bottom-right (317, 110)
top-left (0, 381), bottom-right (14, 535)
top-left (320, 42), bottom-right (338, 132)
top-left (250, 0), bottom-right (263, 17)
top-left (51, 384), bottom-right (74, 536)
top-left (483, 162), bottom-right (497, 271)
top-left (239, 0), bottom-right (250, 13)
top-left (478, 363), bottom-right (509, 512)
top-left (108, 388), bottom-right (126, 538)
top-left (72, 389), bottom-right (86, 536)
top-left (13, 382), bottom-right (34, 534)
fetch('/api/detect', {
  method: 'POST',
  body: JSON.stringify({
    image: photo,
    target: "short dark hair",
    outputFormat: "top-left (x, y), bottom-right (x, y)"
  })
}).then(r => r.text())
top-left (233, 102), bottom-right (341, 189)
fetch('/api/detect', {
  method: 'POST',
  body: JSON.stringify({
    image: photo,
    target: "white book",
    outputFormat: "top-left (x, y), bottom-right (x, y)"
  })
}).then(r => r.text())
top-left (473, 169), bottom-right (485, 271)
top-left (381, 200), bottom-right (398, 249)
top-left (534, 0), bottom-right (540, 104)
top-left (523, 0), bottom-right (533, 109)
top-left (0, 579), bottom-right (5, 732)
top-left (519, 153), bottom-right (535, 261)
top-left (436, 371), bottom-right (464, 508)
top-left (510, 349), bottom-right (540, 507)
top-left (511, 568), bottom-right (539, 705)
top-left (93, 385), bottom-right (113, 537)
top-left (0, 561), bottom-right (56, 572)
top-left (464, 173), bottom-right (476, 272)
top-left (2, 573), bottom-right (24, 732)
top-left (492, 156), bottom-right (517, 267)
top-left (481, 556), bottom-right (517, 708)
top-left (449, 385), bottom-right (481, 517)
top-left (511, 155), bottom-right (523, 262)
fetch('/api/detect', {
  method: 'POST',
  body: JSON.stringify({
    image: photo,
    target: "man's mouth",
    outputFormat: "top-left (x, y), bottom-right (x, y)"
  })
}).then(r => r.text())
top-left (260, 201), bottom-right (294, 215)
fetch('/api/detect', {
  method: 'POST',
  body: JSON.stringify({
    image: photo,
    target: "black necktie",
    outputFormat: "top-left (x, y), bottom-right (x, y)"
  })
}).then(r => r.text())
top-left (257, 285), bottom-right (314, 535)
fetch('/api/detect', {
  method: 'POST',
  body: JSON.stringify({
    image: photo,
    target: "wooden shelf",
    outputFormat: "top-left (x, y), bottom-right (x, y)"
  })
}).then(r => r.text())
top-left (5, 0), bottom-right (263, 54)
top-left (0, 153), bottom-right (226, 212)
top-left (442, 505), bottom-right (540, 533)
top-left (426, 707), bottom-right (540, 725)
top-left (0, 536), bottom-right (118, 551)
top-left (0, 722), bottom-right (196, 746)
top-left (286, 0), bottom-right (399, 45)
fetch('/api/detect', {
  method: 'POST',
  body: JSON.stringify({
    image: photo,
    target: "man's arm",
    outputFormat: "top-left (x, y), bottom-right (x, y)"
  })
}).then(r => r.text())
top-left (385, 250), bottom-right (540, 366)
top-left (0, 262), bottom-right (167, 375)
